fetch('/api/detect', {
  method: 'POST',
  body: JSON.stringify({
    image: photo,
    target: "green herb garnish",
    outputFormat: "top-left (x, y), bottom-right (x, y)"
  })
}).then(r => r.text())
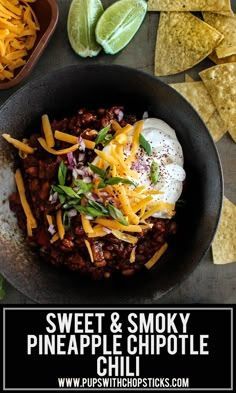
top-left (150, 161), bottom-right (159, 184)
top-left (63, 211), bottom-right (71, 230)
top-left (75, 202), bottom-right (108, 218)
top-left (103, 134), bottom-right (113, 146)
top-left (95, 125), bottom-right (111, 145)
top-left (86, 207), bottom-right (107, 217)
top-left (74, 205), bottom-right (87, 214)
top-left (98, 180), bottom-right (106, 189)
top-left (139, 134), bottom-right (152, 156)
top-left (63, 199), bottom-right (82, 209)
top-left (105, 177), bottom-right (136, 186)
top-left (58, 185), bottom-right (80, 198)
top-left (88, 200), bottom-right (109, 215)
top-left (58, 194), bottom-right (66, 204)
top-left (108, 204), bottom-right (128, 226)
top-left (58, 161), bottom-right (67, 186)
top-left (89, 163), bottom-right (106, 178)
top-left (73, 179), bottom-right (93, 194)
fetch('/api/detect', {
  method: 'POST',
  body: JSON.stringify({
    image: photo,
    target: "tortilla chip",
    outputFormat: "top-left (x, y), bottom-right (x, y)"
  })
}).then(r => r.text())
top-left (228, 127), bottom-right (236, 142)
top-left (209, 51), bottom-right (236, 64)
top-left (203, 12), bottom-right (236, 59)
top-left (206, 110), bottom-right (227, 142)
top-left (212, 197), bottom-right (236, 264)
top-left (155, 12), bottom-right (223, 76)
top-left (170, 81), bottom-right (215, 123)
top-left (185, 74), bottom-right (195, 82)
top-left (200, 63), bottom-right (236, 129)
top-left (148, 0), bottom-right (233, 15)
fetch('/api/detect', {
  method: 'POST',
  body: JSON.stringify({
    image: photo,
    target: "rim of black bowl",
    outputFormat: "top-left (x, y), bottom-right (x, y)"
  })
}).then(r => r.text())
top-left (0, 64), bottom-right (224, 303)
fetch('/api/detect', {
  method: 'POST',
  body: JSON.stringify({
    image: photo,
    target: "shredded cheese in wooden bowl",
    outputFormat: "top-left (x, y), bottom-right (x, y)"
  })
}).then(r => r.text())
top-left (0, 0), bottom-right (39, 81)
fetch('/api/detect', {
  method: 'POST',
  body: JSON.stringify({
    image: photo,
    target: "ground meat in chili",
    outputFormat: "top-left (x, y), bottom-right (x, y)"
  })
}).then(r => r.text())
top-left (9, 106), bottom-right (177, 280)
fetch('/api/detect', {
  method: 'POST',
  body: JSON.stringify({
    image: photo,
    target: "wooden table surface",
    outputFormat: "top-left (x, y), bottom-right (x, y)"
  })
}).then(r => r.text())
top-left (1, 0), bottom-right (235, 304)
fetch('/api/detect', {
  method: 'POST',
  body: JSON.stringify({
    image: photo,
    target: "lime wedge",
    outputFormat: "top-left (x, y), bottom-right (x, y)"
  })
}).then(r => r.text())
top-left (67, 0), bottom-right (104, 58)
top-left (95, 0), bottom-right (147, 55)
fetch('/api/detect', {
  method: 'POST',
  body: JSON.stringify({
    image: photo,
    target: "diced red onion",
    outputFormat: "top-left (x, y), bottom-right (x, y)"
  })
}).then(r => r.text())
top-left (48, 224), bottom-right (56, 235)
top-left (78, 153), bottom-right (85, 162)
top-left (83, 176), bottom-right (91, 183)
top-left (77, 168), bottom-right (86, 176)
top-left (118, 110), bottom-right (124, 122)
top-left (67, 152), bottom-right (77, 169)
top-left (78, 136), bottom-right (85, 152)
top-left (114, 108), bottom-right (124, 122)
top-left (132, 160), bottom-right (149, 172)
top-left (67, 209), bottom-right (78, 218)
top-left (91, 193), bottom-right (100, 201)
top-left (49, 191), bottom-right (58, 204)
top-left (72, 168), bottom-right (79, 179)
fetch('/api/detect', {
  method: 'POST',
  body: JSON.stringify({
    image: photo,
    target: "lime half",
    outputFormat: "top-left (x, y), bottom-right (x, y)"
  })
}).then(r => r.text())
top-left (67, 0), bottom-right (104, 58)
top-left (95, 0), bottom-right (147, 55)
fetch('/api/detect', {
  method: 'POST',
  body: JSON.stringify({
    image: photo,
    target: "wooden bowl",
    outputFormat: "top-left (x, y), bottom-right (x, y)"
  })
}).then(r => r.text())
top-left (0, 0), bottom-right (59, 90)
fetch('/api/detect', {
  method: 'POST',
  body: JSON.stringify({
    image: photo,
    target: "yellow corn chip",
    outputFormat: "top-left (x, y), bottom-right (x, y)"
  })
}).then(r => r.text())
top-left (170, 81), bottom-right (216, 123)
top-left (209, 51), bottom-right (236, 64)
top-left (203, 12), bottom-right (236, 59)
top-left (148, 0), bottom-right (233, 15)
top-left (212, 197), bottom-right (236, 264)
top-left (155, 12), bottom-right (223, 76)
top-left (200, 63), bottom-right (236, 129)
top-left (206, 110), bottom-right (227, 142)
top-left (228, 127), bottom-right (236, 143)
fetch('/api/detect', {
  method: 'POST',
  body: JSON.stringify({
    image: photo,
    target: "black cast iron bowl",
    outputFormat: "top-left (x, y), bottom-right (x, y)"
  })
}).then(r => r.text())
top-left (0, 64), bottom-right (223, 303)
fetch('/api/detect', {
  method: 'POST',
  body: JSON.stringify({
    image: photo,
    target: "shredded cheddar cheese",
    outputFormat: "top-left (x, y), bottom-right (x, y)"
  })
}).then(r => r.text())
top-left (55, 130), bottom-right (78, 145)
top-left (0, 0), bottom-right (39, 80)
top-left (3, 133), bottom-right (34, 154)
top-left (56, 209), bottom-right (65, 240)
top-left (126, 120), bottom-right (144, 164)
top-left (50, 233), bottom-right (59, 244)
top-left (112, 120), bottom-right (122, 134)
top-left (88, 225), bottom-right (107, 238)
top-left (26, 219), bottom-right (32, 237)
top-left (141, 203), bottom-right (175, 220)
top-left (84, 139), bottom-right (95, 150)
top-left (38, 137), bottom-right (79, 155)
top-left (130, 247), bottom-right (136, 263)
top-left (111, 230), bottom-right (138, 244)
top-left (84, 239), bottom-right (94, 263)
top-left (95, 218), bottom-right (142, 233)
top-left (114, 123), bottom-right (133, 136)
top-left (131, 196), bottom-right (153, 214)
top-left (46, 214), bottom-right (53, 226)
top-left (81, 214), bottom-right (94, 234)
top-left (115, 133), bottom-right (128, 145)
top-left (42, 115), bottom-right (55, 148)
top-left (95, 149), bottom-right (118, 167)
top-left (145, 243), bottom-right (168, 270)
top-left (53, 130), bottom-right (96, 150)
top-left (15, 169), bottom-right (37, 234)
top-left (117, 185), bottom-right (139, 225)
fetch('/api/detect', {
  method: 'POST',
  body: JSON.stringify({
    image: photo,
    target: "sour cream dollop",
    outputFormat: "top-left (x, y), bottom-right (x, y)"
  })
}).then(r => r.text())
top-left (93, 118), bottom-right (186, 219)
top-left (133, 118), bottom-right (186, 218)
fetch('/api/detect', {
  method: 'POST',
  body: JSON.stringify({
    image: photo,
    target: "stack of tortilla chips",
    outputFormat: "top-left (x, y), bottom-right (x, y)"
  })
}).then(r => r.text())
top-left (148, 0), bottom-right (236, 265)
